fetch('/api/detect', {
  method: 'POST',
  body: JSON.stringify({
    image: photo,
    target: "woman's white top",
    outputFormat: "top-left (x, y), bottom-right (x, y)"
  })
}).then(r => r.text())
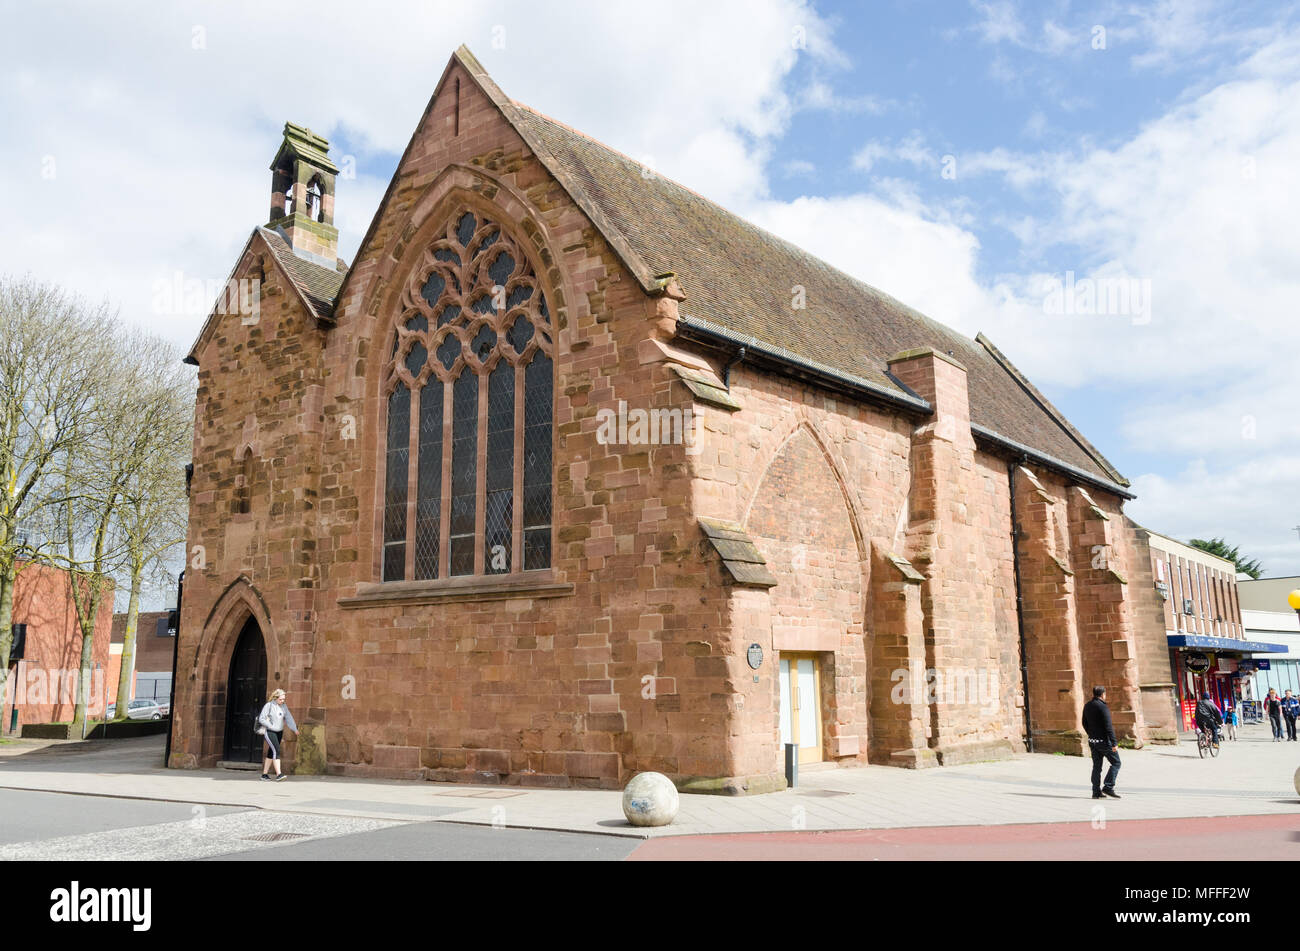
top-left (257, 701), bottom-right (298, 733)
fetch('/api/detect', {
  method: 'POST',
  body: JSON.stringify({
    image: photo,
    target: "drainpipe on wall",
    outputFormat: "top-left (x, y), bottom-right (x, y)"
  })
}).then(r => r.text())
top-left (722, 345), bottom-right (747, 389)
top-left (163, 569), bottom-right (183, 768)
top-left (1008, 457), bottom-right (1034, 753)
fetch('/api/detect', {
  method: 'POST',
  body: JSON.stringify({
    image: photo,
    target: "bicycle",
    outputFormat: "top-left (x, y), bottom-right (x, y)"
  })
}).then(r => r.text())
top-left (1195, 726), bottom-right (1221, 758)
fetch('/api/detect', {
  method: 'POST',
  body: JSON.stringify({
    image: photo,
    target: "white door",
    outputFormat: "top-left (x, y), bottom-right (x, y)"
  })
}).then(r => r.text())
top-left (778, 654), bottom-right (823, 764)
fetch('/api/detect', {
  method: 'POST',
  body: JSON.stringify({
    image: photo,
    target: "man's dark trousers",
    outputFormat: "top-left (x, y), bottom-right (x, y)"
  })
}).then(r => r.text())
top-left (1270, 713), bottom-right (1283, 739)
top-left (1286, 715), bottom-right (1298, 741)
top-left (1090, 743), bottom-right (1120, 794)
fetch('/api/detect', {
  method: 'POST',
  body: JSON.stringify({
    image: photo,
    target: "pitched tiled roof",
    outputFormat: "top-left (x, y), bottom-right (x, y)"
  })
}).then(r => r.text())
top-left (258, 226), bottom-right (346, 320)
top-left (502, 101), bottom-right (1124, 485)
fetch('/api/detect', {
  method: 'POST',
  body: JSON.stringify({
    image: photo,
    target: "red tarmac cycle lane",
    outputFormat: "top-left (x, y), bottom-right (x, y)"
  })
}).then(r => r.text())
top-left (625, 813), bottom-right (1300, 860)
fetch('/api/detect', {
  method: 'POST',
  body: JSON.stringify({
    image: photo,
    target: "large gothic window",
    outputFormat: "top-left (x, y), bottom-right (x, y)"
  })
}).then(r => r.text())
top-left (381, 209), bottom-right (553, 582)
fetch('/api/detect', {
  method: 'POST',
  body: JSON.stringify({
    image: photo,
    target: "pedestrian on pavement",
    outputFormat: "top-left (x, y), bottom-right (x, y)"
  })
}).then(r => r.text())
top-left (1265, 688), bottom-right (1284, 741)
top-left (1082, 685), bottom-right (1121, 799)
top-left (1223, 703), bottom-right (1237, 741)
top-left (1282, 690), bottom-right (1299, 742)
top-left (257, 688), bottom-right (299, 781)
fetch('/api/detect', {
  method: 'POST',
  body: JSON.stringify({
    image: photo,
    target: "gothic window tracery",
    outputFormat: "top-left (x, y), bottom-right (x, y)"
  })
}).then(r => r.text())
top-left (381, 209), bottom-right (553, 581)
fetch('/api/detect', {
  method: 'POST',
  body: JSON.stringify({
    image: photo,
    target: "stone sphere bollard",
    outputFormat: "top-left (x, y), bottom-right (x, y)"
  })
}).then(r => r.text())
top-left (622, 771), bottom-right (679, 827)
top-left (1294, 765), bottom-right (1300, 797)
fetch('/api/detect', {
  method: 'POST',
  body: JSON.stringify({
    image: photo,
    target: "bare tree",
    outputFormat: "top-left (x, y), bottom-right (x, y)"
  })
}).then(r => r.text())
top-left (0, 276), bottom-right (117, 726)
top-left (110, 335), bottom-right (193, 719)
top-left (51, 327), bottom-right (189, 732)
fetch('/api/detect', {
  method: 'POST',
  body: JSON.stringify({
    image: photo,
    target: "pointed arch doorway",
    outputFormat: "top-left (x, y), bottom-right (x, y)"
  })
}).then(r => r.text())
top-left (223, 617), bottom-right (267, 763)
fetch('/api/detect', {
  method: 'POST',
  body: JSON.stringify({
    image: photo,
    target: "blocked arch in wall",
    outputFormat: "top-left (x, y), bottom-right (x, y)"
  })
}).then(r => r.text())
top-left (742, 416), bottom-right (871, 577)
top-left (743, 417), bottom-right (872, 763)
top-left (189, 577), bottom-right (281, 766)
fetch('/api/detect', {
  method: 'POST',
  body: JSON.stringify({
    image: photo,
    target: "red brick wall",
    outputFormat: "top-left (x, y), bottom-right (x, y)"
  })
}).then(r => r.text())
top-left (106, 611), bottom-right (175, 705)
top-left (111, 612), bottom-right (175, 671)
top-left (3, 562), bottom-right (114, 733)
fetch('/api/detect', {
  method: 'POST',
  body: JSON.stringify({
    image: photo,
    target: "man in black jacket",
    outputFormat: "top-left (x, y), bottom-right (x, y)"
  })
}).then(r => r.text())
top-left (1194, 692), bottom-right (1223, 743)
top-left (1082, 685), bottom-right (1121, 799)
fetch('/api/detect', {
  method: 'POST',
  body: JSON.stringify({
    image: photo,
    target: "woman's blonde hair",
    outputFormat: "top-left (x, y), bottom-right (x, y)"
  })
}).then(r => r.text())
top-left (270, 688), bottom-right (286, 702)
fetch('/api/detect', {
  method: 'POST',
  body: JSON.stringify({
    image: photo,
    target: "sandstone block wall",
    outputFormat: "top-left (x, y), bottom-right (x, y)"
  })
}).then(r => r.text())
top-left (174, 59), bottom-right (1173, 789)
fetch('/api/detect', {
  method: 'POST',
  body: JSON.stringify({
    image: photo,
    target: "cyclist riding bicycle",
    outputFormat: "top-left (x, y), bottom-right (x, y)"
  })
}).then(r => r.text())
top-left (1194, 692), bottom-right (1224, 744)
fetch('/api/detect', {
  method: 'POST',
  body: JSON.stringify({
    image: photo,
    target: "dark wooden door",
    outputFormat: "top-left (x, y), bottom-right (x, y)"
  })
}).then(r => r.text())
top-left (224, 618), bottom-right (267, 763)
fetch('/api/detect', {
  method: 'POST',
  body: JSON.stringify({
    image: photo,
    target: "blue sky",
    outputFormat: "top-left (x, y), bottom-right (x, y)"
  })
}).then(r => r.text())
top-left (3, 0), bottom-right (1299, 580)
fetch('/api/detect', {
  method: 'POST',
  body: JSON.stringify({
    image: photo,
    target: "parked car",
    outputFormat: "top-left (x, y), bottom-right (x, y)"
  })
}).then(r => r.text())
top-left (154, 700), bottom-right (170, 716)
top-left (107, 699), bottom-right (164, 720)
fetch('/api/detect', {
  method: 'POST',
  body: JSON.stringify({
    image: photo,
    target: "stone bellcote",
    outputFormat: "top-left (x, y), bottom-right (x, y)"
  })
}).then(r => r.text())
top-left (268, 121), bottom-right (340, 267)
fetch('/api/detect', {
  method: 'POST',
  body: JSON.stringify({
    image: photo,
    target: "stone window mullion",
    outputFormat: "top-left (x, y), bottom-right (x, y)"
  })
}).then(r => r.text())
top-left (439, 377), bottom-right (452, 579)
top-left (474, 368), bottom-right (487, 574)
top-left (404, 384), bottom-right (420, 580)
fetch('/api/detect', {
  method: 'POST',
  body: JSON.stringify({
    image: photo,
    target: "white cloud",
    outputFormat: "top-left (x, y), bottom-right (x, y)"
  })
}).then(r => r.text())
top-left (897, 29), bottom-right (1300, 396)
top-left (800, 80), bottom-right (892, 115)
top-left (972, 1), bottom-right (1027, 46)
top-left (781, 158), bottom-right (817, 178)
top-left (1115, 0), bottom-right (1278, 71)
top-left (851, 133), bottom-right (936, 173)
top-left (1128, 459), bottom-right (1300, 575)
top-left (1040, 20), bottom-right (1076, 54)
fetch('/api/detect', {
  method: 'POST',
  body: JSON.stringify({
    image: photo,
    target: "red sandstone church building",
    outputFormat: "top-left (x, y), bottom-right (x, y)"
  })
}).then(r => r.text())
top-left (172, 47), bottom-right (1179, 791)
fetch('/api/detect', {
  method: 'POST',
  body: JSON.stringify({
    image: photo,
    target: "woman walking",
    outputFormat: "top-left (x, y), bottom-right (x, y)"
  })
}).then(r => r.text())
top-left (1265, 688), bottom-right (1284, 742)
top-left (257, 688), bottom-right (298, 780)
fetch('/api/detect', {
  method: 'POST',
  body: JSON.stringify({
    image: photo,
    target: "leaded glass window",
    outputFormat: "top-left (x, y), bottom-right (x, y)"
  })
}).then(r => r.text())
top-left (381, 208), bottom-right (554, 581)
top-left (382, 384), bottom-right (410, 582)
top-left (414, 379), bottom-right (442, 580)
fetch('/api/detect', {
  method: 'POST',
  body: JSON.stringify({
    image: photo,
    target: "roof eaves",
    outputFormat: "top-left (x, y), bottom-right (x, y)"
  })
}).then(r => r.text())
top-left (971, 423), bottom-right (1135, 500)
top-left (675, 312), bottom-right (933, 418)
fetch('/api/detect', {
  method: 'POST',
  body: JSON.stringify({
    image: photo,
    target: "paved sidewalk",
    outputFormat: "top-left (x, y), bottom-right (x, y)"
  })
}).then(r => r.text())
top-left (0, 725), bottom-right (1296, 839)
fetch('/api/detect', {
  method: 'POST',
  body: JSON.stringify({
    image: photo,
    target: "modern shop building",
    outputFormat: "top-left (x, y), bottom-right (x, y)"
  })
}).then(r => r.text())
top-left (1132, 527), bottom-right (1286, 729)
